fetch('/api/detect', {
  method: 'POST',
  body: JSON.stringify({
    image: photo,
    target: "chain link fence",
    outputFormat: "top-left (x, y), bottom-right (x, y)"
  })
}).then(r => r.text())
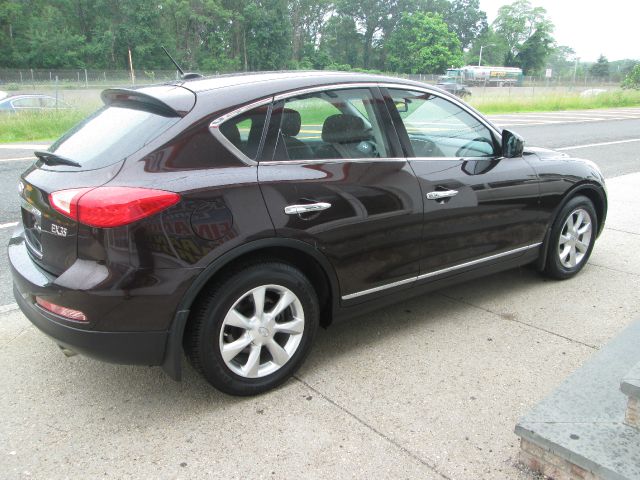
top-left (0, 68), bottom-right (623, 110)
top-left (1, 68), bottom-right (617, 89)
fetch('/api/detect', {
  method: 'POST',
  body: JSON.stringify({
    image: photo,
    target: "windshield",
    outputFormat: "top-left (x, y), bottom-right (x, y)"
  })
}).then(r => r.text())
top-left (48, 106), bottom-right (180, 170)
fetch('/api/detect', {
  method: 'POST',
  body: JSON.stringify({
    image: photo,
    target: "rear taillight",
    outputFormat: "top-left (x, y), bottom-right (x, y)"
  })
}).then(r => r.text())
top-left (49, 187), bottom-right (180, 228)
top-left (35, 297), bottom-right (87, 322)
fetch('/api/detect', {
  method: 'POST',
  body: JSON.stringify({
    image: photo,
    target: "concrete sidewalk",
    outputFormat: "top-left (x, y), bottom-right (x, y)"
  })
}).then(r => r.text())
top-left (1, 173), bottom-right (639, 480)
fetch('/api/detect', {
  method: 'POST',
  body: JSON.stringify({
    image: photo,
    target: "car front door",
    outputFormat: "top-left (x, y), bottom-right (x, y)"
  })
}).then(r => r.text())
top-left (255, 86), bottom-right (423, 302)
top-left (383, 87), bottom-right (544, 278)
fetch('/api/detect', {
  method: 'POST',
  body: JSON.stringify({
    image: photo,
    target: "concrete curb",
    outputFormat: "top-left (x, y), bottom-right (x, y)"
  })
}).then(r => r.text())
top-left (515, 319), bottom-right (640, 480)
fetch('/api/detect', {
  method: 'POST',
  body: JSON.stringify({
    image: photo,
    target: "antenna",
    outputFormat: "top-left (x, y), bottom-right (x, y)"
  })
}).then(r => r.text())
top-left (162, 46), bottom-right (184, 76)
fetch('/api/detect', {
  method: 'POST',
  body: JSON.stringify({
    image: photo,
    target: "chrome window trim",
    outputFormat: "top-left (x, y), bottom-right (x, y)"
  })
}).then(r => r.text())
top-left (209, 97), bottom-right (273, 128)
top-left (208, 97), bottom-right (273, 166)
top-left (341, 243), bottom-right (541, 300)
top-left (273, 83), bottom-right (379, 101)
top-left (208, 80), bottom-right (503, 167)
top-left (409, 156), bottom-right (497, 162)
top-left (260, 157), bottom-right (405, 166)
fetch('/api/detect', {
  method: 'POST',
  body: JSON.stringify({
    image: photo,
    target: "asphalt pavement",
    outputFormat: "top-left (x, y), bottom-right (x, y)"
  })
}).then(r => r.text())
top-left (1, 107), bottom-right (639, 479)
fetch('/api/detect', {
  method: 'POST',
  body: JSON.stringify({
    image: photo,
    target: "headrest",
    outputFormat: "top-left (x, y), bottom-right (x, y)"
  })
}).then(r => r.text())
top-left (281, 108), bottom-right (302, 137)
top-left (321, 114), bottom-right (369, 144)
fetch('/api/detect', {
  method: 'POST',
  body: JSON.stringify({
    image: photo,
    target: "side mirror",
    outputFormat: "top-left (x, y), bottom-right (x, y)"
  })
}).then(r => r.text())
top-left (394, 99), bottom-right (409, 113)
top-left (502, 129), bottom-right (524, 158)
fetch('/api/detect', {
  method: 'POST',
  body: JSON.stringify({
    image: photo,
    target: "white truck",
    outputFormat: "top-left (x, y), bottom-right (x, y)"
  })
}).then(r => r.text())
top-left (443, 66), bottom-right (523, 86)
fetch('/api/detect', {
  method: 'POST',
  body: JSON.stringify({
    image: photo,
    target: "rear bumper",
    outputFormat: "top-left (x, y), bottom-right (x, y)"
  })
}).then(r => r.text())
top-left (14, 285), bottom-right (167, 365)
top-left (8, 227), bottom-right (192, 367)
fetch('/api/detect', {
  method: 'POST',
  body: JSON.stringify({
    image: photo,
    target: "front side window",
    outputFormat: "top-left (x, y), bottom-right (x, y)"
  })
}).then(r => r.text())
top-left (388, 89), bottom-right (496, 158)
top-left (270, 88), bottom-right (390, 161)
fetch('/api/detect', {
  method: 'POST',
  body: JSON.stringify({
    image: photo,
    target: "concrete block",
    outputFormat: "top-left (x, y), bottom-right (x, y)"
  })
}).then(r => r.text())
top-left (626, 397), bottom-right (640, 429)
top-left (515, 319), bottom-right (640, 480)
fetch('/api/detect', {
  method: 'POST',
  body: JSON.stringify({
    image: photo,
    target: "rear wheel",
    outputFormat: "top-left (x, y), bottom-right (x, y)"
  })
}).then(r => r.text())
top-left (184, 262), bottom-right (319, 395)
top-left (543, 195), bottom-right (597, 279)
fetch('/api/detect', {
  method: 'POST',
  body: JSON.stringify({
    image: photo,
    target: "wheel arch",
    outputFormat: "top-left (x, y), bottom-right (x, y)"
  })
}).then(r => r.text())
top-left (162, 238), bottom-right (340, 380)
top-left (536, 181), bottom-right (607, 271)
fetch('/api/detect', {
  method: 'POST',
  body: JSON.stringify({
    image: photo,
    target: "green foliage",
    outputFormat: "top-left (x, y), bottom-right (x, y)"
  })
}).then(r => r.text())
top-left (515, 28), bottom-right (554, 74)
top-left (622, 64), bottom-right (640, 90)
top-left (386, 12), bottom-right (463, 74)
top-left (318, 15), bottom-right (362, 68)
top-left (492, 0), bottom-right (554, 68)
top-left (0, 0), bottom-right (495, 74)
top-left (465, 26), bottom-right (508, 66)
top-left (590, 55), bottom-right (610, 79)
top-left (444, 0), bottom-right (487, 49)
top-left (545, 46), bottom-right (576, 79)
top-left (0, 109), bottom-right (94, 142)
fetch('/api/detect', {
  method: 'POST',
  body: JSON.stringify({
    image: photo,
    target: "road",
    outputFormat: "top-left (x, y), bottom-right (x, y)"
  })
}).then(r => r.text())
top-left (0, 108), bottom-right (639, 307)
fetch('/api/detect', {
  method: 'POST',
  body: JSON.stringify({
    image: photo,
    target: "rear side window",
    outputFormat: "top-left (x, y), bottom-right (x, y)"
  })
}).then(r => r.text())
top-left (268, 88), bottom-right (390, 161)
top-left (218, 105), bottom-right (270, 160)
top-left (48, 106), bottom-right (180, 169)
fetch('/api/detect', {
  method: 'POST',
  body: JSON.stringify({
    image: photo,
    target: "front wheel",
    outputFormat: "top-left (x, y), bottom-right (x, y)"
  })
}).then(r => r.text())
top-left (543, 195), bottom-right (597, 280)
top-left (184, 262), bottom-right (319, 395)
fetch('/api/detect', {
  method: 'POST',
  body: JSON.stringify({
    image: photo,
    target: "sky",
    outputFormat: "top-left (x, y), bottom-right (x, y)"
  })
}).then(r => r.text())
top-left (478, 0), bottom-right (638, 62)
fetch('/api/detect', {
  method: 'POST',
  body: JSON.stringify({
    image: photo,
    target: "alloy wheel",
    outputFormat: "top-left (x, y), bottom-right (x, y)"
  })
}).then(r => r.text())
top-left (218, 284), bottom-right (305, 378)
top-left (558, 208), bottom-right (593, 268)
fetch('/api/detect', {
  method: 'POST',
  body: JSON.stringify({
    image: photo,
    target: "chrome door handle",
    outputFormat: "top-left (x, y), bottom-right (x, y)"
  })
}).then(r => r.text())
top-left (426, 190), bottom-right (458, 200)
top-left (284, 202), bottom-right (332, 215)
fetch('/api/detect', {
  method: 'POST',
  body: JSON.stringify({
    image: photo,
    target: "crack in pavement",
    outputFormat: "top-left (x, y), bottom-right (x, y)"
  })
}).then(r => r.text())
top-left (294, 375), bottom-right (452, 480)
top-left (1, 325), bottom-right (33, 347)
top-left (605, 227), bottom-right (639, 236)
top-left (437, 293), bottom-right (599, 351)
top-left (589, 262), bottom-right (640, 277)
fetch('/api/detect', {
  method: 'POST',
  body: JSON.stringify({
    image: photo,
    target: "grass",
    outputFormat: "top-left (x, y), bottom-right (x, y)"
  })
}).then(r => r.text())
top-left (469, 89), bottom-right (640, 114)
top-left (0, 109), bottom-right (93, 143)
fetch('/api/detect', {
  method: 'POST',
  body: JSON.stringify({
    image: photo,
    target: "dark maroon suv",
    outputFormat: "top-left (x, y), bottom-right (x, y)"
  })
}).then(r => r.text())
top-left (9, 72), bottom-right (607, 395)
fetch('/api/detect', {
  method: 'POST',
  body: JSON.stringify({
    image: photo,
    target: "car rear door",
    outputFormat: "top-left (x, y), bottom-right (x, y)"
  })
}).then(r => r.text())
top-left (254, 86), bottom-right (423, 302)
top-left (382, 86), bottom-right (544, 278)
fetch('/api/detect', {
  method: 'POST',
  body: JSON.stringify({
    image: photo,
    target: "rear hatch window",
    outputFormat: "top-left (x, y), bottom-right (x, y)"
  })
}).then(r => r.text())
top-left (44, 105), bottom-right (181, 171)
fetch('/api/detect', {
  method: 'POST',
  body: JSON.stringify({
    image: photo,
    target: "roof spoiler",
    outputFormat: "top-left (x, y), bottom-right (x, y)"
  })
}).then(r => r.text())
top-left (101, 88), bottom-right (181, 117)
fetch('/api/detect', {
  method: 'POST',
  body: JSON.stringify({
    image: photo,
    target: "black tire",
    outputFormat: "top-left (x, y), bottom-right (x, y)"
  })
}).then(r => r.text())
top-left (543, 195), bottom-right (598, 280)
top-left (184, 262), bottom-right (319, 396)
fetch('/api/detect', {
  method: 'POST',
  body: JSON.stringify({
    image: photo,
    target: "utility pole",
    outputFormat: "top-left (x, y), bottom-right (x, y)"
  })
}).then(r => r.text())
top-left (128, 48), bottom-right (135, 86)
top-left (479, 44), bottom-right (494, 67)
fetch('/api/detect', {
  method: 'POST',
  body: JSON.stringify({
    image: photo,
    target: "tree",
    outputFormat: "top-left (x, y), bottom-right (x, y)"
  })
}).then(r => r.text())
top-left (515, 28), bottom-right (553, 74)
top-left (386, 12), bottom-right (463, 74)
top-left (590, 55), bottom-right (610, 79)
top-left (545, 45), bottom-right (576, 80)
top-left (318, 15), bottom-right (363, 69)
top-left (243, 0), bottom-right (292, 70)
top-left (492, 0), bottom-right (554, 66)
top-left (289, 0), bottom-right (332, 63)
top-left (466, 26), bottom-right (508, 66)
top-left (444, 0), bottom-right (487, 49)
top-left (622, 64), bottom-right (640, 90)
top-left (337, 0), bottom-right (404, 69)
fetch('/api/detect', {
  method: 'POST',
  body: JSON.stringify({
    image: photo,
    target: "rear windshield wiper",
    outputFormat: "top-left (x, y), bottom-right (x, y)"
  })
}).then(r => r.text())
top-left (34, 151), bottom-right (81, 168)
